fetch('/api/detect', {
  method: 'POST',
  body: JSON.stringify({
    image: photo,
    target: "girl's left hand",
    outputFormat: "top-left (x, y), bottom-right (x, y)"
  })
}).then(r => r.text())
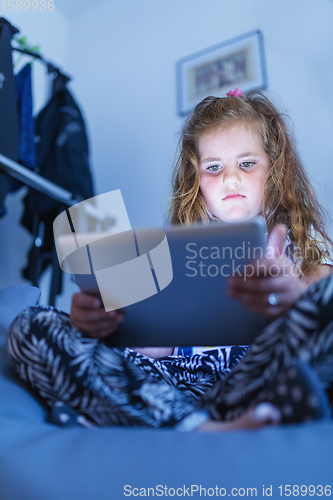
top-left (227, 224), bottom-right (308, 318)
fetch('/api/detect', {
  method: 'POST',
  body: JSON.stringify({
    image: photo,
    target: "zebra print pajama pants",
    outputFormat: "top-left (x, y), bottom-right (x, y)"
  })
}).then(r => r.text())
top-left (6, 275), bottom-right (333, 430)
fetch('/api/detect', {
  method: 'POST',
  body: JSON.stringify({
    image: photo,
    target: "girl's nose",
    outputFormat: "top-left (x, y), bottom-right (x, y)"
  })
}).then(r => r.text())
top-left (223, 166), bottom-right (241, 187)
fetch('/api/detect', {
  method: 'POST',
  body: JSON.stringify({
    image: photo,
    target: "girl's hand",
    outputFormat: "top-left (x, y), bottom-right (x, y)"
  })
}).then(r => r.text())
top-left (70, 292), bottom-right (125, 339)
top-left (70, 293), bottom-right (174, 358)
top-left (227, 224), bottom-right (308, 318)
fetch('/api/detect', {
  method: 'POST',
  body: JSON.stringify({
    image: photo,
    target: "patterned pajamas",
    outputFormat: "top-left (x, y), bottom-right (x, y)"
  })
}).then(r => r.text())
top-left (6, 275), bottom-right (333, 430)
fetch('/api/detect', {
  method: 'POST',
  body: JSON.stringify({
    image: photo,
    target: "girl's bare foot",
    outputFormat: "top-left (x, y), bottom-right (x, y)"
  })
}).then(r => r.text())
top-left (198, 403), bottom-right (281, 432)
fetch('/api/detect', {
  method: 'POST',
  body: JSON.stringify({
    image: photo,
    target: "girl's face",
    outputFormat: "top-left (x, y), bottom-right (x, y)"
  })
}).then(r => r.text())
top-left (198, 123), bottom-right (270, 223)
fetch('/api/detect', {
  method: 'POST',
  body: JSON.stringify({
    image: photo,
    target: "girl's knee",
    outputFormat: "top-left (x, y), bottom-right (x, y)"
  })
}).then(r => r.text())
top-left (6, 306), bottom-right (36, 351)
top-left (6, 305), bottom-right (65, 362)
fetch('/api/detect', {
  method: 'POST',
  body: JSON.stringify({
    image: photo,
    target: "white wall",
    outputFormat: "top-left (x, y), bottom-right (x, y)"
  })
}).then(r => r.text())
top-left (66, 0), bottom-right (333, 231)
top-left (1, 0), bottom-right (333, 310)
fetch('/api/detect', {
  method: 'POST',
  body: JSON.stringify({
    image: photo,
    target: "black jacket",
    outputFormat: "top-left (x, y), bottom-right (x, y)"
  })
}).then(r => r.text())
top-left (22, 87), bottom-right (94, 283)
top-left (23, 86), bottom-right (94, 218)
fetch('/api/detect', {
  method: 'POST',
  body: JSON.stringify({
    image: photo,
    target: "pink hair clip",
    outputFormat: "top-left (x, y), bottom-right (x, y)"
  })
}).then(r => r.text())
top-left (226, 87), bottom-right (244, 97)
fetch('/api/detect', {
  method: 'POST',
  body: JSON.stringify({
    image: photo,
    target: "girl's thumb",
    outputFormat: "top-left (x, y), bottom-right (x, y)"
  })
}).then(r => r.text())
top-left (267, 224), bottom-right (288, 259)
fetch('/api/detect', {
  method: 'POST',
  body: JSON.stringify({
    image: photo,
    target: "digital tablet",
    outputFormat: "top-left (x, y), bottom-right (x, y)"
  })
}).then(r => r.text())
top-left (62, 217), bottom-right (268, 347)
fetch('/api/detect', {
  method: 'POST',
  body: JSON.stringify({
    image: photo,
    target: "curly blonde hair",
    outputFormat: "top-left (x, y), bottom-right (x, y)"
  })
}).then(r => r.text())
top-left (169, 91), bottom-right (332, 276)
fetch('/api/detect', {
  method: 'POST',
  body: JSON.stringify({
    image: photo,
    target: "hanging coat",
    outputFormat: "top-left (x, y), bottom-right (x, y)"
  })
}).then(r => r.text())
top-left (21, 86), bottom-right (94, 283)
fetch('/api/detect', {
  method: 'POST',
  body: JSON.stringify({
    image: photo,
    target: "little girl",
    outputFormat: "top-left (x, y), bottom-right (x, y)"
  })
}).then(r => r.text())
top-left (6, 90), bottom-right (333, 431)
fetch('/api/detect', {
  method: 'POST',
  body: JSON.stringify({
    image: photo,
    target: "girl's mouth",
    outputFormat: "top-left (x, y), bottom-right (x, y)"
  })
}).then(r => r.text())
top-left (223, 192), bottom-right (246, 201)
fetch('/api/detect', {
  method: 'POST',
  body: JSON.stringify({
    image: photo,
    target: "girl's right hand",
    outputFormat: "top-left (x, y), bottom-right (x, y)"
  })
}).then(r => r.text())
top-left (227, 225), bottom-right (308, 318)
top-left (70, 293), bottom-right (174, 358)
top-left (70, 292), bottom-right (124, 339)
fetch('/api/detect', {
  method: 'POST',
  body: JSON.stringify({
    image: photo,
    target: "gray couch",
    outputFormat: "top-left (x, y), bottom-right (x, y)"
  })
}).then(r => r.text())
top-left (0, 285), bottom-right (332, 500)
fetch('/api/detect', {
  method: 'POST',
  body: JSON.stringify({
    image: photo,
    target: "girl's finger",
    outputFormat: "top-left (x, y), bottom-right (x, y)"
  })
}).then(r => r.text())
top-left (232, 257), bottom-right (292, 281)
top-left (266, 224), bottom-right (288, 259)
top-left (73, 306), bottom-right (123, 323)
top-left (228, 275), bottom-right (288, 295)
top-left (84, 325), bottom-right (120, 339)
top-left (72, 292), bottom-right (102, 309)
top-left (72, 309), bottom-right (109, 323)
top-left (237, 299), bottom-right (284, 318)
top-left (229, 289), bottom-right (288, 316)
top-left (75, 311), bottom-right (124, 329)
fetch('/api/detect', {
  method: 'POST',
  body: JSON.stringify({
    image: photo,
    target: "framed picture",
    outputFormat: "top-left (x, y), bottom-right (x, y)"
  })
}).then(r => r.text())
top-left (176, 30), bottom-right (267, 116)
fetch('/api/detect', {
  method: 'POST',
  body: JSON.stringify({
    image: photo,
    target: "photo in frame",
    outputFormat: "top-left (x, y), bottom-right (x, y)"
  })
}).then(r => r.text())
top-left (176, 30), bottom-right (268, 116)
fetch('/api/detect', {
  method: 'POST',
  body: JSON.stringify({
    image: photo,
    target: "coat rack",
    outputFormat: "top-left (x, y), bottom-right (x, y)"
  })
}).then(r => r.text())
top-left (0, 153), bottom-right (81, 306)
top-left (0, 19), bottom-right (77, 306)
top-left (0, 17), bottom-right (94, 306)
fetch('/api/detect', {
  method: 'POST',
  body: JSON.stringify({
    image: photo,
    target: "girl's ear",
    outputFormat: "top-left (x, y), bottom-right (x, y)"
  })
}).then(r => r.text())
top-left (267, 224), bottom-right (288, 259)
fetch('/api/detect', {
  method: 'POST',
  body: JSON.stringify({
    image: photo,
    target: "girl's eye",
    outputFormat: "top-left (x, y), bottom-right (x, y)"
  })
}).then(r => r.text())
top-left (240, 161), bottom-right (255, 169)
top-left (207, 165), bottom-right (221, 172)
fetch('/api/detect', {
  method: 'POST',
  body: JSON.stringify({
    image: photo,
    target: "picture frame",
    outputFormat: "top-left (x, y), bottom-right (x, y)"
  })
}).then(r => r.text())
top-left (176, 30), bottom-right (268, 116)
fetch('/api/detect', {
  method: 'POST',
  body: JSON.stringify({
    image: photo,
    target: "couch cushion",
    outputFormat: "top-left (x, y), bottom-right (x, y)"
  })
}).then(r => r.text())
top-left (0, 285), bottom-right (41, 338)
top-left (1, 285), bottom-right (332, 500)
top-left (0, 284), bottom-right (45, 424)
